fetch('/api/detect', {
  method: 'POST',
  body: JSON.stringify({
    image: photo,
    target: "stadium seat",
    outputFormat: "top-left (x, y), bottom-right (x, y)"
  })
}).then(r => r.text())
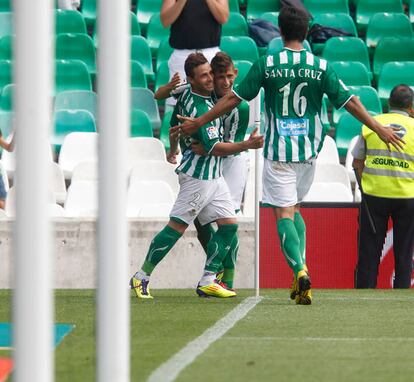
top-left (127, 137), bottom-right (167, 165)
top-left (126, 180), bottom-right (174, 217)
top-left (260, 12), bottom-right (279, 27)
top-left (229, 0), bottom-right (240, 12)
top-left (136, 0), bottom-right (163, 36)
top-left (234, 60), bottom-right (252, 85)
top-left (130, 109), bottom-right (153, 138)
top-left (0, 83), bottom-right (14, 111)
top-left (313, 163), bottom-right (352, 189)
top-left (53, 110), bottom-right (96, 150)
top-left (222, 12), bottom-right (249, 37)
top-left (345, 135), bottom-right (360, 184)
top-left (304, 0), bottom-right (349, 15)
top-left (71, 161), bottom-right (98, 183)
top-left (246, 0), bottom-right (280, 21)
top-left (129, 160), bottom-right (179, 195)
top-left (58, 132), bottom-right (98, 179)
top-left (303, 182), bottom-right (353, 202)
top-left (154, 61), bottom-right (169, 94)
top-left (0, 59), bottom-right (11, 93)
top-left (130, 87), bottom-right (161, 130)
top-left (321, 97), bottom-right (330, 131)
top-left (332, 86), bottom-right (381, 126)
top-left (0, 0), bottom-right (10, 12)
top-left (322, 37), bottom-right (371, 79)
top-left (335, 113), bottom-right (363, 157)
top-left (146, 13), bottom-right (170, 55)
top-left (0, 35), bottom-right (12, 60)
top-left (330, 61), bottom-right (370, 87)
top-left (0, 13), bottom-right (12, 40)
top-left (372, 37), bottom-right (414, 81)
top-left (55, 59), bottom-right (92, 95)
top-left (159, 110), bottom-right (172, 151)
top-left (316, 135), bottom-right (340, 164)
top-left (220, 36), bottom-right (259, 64)
top-left (130, 36), bottom-right (155, 82)
top-left (50, 161), bottom-right (67, 204)
top-left (55, 9), bottom-right (87, 34)
top-left (54, 90), bottom-right (97, 119)
top-left (267, 36), bottom-right (312, 55)
top-left (356, 0), bottom-right (404, 33)
top-left (156, 37), bottom-right (173, 72)
top-left (377, 62), bottom-right (414, 109)
top-left (64, 181), bottom-right (98, 217)
top-left (0, 111), bottom-right (13, 139)
top-left (130, 60), bottom-right (148, 88)
top-left (366, 13), bottom-right (412, 55)
top-left (56, 34), bottom-right (96, 76)
top-left (82, 0), bottom-right (96, 29)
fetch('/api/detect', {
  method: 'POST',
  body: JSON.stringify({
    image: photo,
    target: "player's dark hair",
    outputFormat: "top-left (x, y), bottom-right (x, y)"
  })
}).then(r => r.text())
top-left (278, 6), bottom-right (309, 42)
top-left (184, 53), bottom-right (208, 78)
top-left (389, 84), bottom-right (414, 110)
top-left (211, 52), bottom-right (234, 74)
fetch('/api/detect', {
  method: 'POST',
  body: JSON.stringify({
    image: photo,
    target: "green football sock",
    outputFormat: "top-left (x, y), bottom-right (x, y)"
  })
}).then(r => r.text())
top-left (277, 218), bottom-right (303, 276)
top-left (141, 225), bottom-right (182, 275)
top-left (194, 219), bottom-right (216, 255)
top-left (222, 234), bottom-right (239, 288)
top-left (294, 212), bottom-right (306, 265)
top-left (204, 224), bottom-right (238, 273)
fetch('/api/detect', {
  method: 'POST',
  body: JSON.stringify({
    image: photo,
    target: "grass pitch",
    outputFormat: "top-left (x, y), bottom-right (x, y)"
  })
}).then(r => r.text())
top-left (1, 289), bottom-right (414, 381)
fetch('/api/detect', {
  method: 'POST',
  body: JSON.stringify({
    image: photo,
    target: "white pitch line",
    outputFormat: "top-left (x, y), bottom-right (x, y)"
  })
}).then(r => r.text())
top-left (148, 296), bottom-right (262, 382)
top-left (226, 336), bottom-right (414, 342)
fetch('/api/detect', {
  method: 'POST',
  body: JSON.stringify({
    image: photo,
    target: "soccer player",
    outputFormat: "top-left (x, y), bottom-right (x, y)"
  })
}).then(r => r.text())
top-left (173, 7), bottom-right (404, 305)
top-left (130, 53), bottom-right (263, 299)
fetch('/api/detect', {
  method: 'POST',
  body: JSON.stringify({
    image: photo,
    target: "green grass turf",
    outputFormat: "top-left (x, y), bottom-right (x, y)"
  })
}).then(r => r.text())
top-left (0, 289), bottom-right (414, 381)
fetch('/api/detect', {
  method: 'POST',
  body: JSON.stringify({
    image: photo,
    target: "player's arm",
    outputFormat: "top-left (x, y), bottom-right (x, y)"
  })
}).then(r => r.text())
top-left (0, 132), bottom-right (13, 152)
top-left (154, 72), bottom-right (181, 100)
top-left (166, 107), bottom-right (181, 164)
top-left (160, 0), bottom-right (188, 27)
top-left (205, 0), bottom-right (229, 24)
top-left (351, 135), bottom-right (366, 179)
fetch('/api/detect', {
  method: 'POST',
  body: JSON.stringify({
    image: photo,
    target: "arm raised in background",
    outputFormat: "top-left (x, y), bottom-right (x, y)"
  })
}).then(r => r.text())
top-left (154, 73), bottom-right (182, 100)
top-left (160, 0), bottom-right (188, 27)
top-left (0, 132), bottom-right (14, 152)
top-left (205, 0), bottom-right (229, 24)
top-left (345, 96), bottom-right (405, 151)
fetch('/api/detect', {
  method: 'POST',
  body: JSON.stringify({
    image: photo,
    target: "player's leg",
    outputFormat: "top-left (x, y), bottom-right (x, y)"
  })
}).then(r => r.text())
top-left (221, 234), bottom-right (239, 290)
top-left (194, 218), bottom-right (216, 255)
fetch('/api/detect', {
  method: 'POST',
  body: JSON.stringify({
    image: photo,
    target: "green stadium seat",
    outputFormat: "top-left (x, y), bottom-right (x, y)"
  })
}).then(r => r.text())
top-left (0, 0), bottom-right (10, 12)
top-left (54, 90), bottom-right (97, 119)
top-left (0, 12), bottom-right (12, 39)
top-left (332, 86), bottom-right (381, 126)
top-left (220, 36), bottom-right (259, 63)
top-left (130, 60), bottom-right (148, 88)
top-left (335, 113), bottom-right (363, 157)
top-left (0, 83), bottom-right (13, 111)
top-left (330, 61), bottom-right (370, 86)
top-left (377, 62), bottom-right (414, 109)
top-left (322, 37), bottom-right (371, 79)
top-left (229, 0), bottom-right (240, 13)
top-left (304, 0), bottom-right (349, 15)
top-left (55, 60), bottom-right (92, 95)
top-left (56, 33), bottom-right (96, 75)
top-left (156, 38), bottom-right (173, 71)
top-left (222, 12), bottom-right (248, 37)
top-left (246, 0), bottom-right (280, 21)
top-left (0, 35), bottom-right (12, 60)
top-left (130, 87), bottom-right (161, 130)
top-left (311, 13), bottom-right (357, 54)
top-left (146, 13), bottom-right (170, 55)
top-left (160, 110), bottom-right (173, 151)
top-left (267, 36), bottom-right (311, 55)
top-left (55, 9), bottom-right (87, 34)
top-left (373, 37), bottom-right (414, 80)
top-left (260, 12), bottom-right (279, 27)
top-left (137, 0), bottom-right (163, 36)
top-left (366, 13), bottom-right (412, 54)
top-left (356, 0), bottom-right (403, 33)
top-left (130, 109), bottom-right (153, 138)
top-left (53, 109), bottom-right (96, 149)
top-left (155, 61), bottom-right (169, 94)
top-left (0, 111), bottom-right (13, 139)
top-left (82, 0), bottom-right (96, 29)
top-left (234, 60), bottom-right (252, 85)
top-left (0, 60), bottom-right (11, 93)
top-left (321, 97), bottom-right (330, 131)
top-left (131, 36), bottom-right (155, 82)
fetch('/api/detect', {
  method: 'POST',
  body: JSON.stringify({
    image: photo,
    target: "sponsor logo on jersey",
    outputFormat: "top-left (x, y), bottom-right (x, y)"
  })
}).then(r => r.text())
top-left (206, 126), bottom-right (219, 140)
top-left (277, 118), bottom-right (309, 137)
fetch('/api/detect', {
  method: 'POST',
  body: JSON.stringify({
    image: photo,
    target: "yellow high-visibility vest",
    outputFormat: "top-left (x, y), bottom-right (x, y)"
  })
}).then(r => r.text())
top-left (362, 112), bottom-right (414, 198)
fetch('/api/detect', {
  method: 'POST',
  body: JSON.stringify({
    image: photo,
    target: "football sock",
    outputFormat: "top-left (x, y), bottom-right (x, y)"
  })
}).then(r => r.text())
top-left (222, 234), bottom-right (239, 288)
top-left (277, 218), bottom-right (303, 276)
top-left (204, 224), bottom-right (238, 274)
top-left (199, 271), bottom-right (216, 286)
top-left (194, 219), bottom-right (216, 255)
top-left (294, 212), bottom-right (306, 265)
top-left (140, 225), bottom-right (182, 275)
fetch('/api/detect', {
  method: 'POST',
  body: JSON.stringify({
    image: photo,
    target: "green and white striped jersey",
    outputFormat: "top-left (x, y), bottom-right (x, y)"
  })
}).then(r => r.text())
top-left (234, 48), bottom-right (352, 162)
top-left (222, 100), bottom-right (250, 144)
top-left (170, 87), bottom-right (222, 180)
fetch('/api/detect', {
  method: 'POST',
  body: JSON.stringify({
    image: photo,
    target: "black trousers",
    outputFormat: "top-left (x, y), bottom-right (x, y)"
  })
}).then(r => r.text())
top-left (355, 195), bottom-right (414, 289)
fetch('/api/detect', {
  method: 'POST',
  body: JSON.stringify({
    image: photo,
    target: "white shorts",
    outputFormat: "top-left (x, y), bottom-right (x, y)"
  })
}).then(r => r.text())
top-left (170, 173), bottom-right (236, 226)
top-left (166, 46), bottom-right (220, 106)
top-left (222, 152), bottom-right (249, 211)
top-left (262, 158), bottom-right (316, 208)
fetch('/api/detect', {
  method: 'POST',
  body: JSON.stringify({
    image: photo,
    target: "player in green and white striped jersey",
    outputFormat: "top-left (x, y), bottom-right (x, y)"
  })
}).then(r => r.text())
top-left (131, 53), bottom-right (263, 299)
top-left (173, 7), bottom-right (404, 305)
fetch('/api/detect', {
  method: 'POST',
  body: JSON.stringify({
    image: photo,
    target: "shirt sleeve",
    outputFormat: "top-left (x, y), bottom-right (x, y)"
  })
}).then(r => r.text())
top-left (351, 135), bottom-right (366, 160)
top-left (323, 63), bottom-right (353, 110)
top-left (233, 57), bottom-right (265, 102)
top-left (196, 121), bottom-right (220, 154)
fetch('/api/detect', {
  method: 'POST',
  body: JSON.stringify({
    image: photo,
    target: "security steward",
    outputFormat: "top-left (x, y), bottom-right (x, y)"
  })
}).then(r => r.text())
top-left (353, 84), bottom-right (414, 288)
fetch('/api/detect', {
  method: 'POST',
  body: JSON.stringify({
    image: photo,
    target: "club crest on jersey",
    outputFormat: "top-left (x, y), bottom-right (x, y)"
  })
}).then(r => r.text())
top-left (206, 126), bottom-right (219, 140)
top-left (277, 118), bottom-right (309, 137)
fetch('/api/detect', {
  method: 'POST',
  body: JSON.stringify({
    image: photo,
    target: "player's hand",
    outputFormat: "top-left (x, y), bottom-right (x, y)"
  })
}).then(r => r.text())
top-left (169, 126), bottom-right (181, 143)
top-left (172, 115), bottom-right (201, 136)
top-left (377, 125), bottom-right (405, 151)
top-left (166, 150), bottom-right (179, 164)
top-left (246, 128), bottom-right (264, 149)
top-left (191, 141), bottom-right (207, 156)
top-left (168, 72), bottom-right (181, 91)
